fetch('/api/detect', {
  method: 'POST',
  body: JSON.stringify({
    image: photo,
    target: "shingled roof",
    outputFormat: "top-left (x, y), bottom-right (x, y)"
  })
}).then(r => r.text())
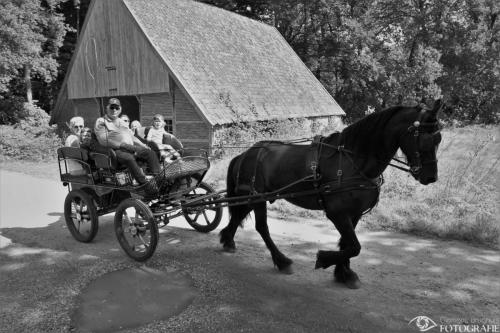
top-left (123, 0), bottom-right (344, 125)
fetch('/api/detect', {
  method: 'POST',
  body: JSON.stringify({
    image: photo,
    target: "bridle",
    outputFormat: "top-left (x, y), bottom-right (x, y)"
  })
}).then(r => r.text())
top-left (390, 109), bottom-right (441, 176)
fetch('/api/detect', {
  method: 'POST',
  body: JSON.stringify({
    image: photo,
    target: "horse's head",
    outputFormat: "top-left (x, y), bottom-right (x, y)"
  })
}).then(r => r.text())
top-left (399, 100), bottom-right (444, 185)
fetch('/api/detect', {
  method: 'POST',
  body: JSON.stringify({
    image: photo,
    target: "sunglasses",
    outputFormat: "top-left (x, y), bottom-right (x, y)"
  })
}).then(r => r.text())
top-left (110, 105), bottom-right (121, 110)
top-left (73, 125), bottom-right (83, 129)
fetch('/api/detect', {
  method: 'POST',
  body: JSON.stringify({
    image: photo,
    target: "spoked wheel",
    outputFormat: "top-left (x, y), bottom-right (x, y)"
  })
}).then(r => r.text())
top-left (182, 182), bottom-right (222, 233)
top-left (64, 189), bottom-right (98, 242)
top-left (114, 198), bottom-right (158, 261)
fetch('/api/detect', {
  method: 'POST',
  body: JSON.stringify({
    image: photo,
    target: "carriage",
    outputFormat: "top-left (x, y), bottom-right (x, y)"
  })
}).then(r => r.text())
top-left (58, 100), bottom-right (445, 288)
top-left (57, 145), bottom-right (223, 261)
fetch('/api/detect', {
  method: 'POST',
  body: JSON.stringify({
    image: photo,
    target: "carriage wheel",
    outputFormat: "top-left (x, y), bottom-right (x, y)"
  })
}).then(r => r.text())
top-left (182, 182), bottom-right (222, 233)
top-left (114, 198), bottom-right (158, 261)
top-left (64, 189), bottom-right (98, 242)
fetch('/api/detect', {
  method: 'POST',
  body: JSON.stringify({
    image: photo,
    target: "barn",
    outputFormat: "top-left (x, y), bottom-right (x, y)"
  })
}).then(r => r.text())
top-left (50, 0), bottom-right (345, 149)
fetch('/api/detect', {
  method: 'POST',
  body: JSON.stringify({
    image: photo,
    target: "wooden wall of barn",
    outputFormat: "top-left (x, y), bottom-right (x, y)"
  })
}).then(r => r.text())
top-left (73, 99), bottom-right (101, 128)
top-left (65, 0), bottom-right (170, 99)
top-left (172, 85), bottom-right (211, 150)
top-left (139, 93), bottom-right (173, 128)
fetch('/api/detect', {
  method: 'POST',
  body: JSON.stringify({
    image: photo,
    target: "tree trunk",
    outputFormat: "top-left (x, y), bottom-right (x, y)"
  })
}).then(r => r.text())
top-left (24, 64), bottom-right (32, 104)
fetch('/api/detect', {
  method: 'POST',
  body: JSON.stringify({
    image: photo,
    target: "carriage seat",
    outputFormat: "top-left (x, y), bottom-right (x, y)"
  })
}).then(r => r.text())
top-left (84, 133), bottom-right (126, 171)
top-left (57, 147), bottom-right (93, 183)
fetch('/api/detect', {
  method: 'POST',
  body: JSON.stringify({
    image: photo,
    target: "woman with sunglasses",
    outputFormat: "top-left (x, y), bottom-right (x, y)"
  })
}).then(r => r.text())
top-left (65, 116), bottom-right (85, 147)
top-left (120, 114), bottom-right (133, 132)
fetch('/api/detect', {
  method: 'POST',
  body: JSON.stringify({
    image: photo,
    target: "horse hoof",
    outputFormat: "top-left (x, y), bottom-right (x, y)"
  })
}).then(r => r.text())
top-left (279, 265), bottom-right (294, 275)
top-left (345, 278), bottom-right (361, 289)
top-left (335, 271), bottom-right (361, 289)
top-left (315, 251), bottom-right (327, 269)
top-left (222, 245), bottom-right (236, 253)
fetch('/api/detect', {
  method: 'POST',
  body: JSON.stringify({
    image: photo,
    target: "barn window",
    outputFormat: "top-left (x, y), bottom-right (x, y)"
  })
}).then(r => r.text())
top-left (164, 118), bottom-right (173, 133)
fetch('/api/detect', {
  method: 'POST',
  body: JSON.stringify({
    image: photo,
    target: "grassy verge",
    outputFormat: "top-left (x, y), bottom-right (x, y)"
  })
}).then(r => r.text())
top-left (365, 126), bottom-right (500, 248)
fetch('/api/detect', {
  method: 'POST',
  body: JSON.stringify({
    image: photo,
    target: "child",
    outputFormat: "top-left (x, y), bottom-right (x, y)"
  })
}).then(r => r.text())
top-left (130, 120), bottom-right (141, 133)
top-left (146, 114), bottom-right (180, 164)
top-left (80, 127), bottom-right (93, 146)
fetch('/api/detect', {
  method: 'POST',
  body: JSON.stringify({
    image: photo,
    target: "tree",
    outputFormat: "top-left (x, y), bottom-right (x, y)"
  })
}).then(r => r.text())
top-left (0, 0), bottom-right (68, 104)
top-left (436, 0), bottom-right (500, 123)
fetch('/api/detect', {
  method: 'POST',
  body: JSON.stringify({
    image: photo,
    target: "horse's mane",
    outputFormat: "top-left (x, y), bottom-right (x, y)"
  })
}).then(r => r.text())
top-left (329, 106), bottom-right (411, 155)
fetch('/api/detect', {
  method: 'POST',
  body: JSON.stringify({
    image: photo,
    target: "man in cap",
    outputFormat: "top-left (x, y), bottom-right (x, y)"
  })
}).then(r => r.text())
top-left (94, 98), bottom-right (160, 185)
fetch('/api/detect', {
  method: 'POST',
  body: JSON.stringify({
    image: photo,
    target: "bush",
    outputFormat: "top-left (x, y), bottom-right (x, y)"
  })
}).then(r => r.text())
top-left (212, 117), bottom-right (344, 158)
top-left (0, 101), bottom-right (62, 161)
top-left (0, 125), bottom-right (62, 161)
top-left (0, 96), bottom-right (26, 125)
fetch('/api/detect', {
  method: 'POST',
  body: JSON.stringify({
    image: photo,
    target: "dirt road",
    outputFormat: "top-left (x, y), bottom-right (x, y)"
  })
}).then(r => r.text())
top-left (0, 170), bottom-right (499, 332)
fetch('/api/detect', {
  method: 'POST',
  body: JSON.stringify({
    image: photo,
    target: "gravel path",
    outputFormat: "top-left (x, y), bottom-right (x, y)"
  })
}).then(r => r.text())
top-left (1, 170), bottom-right (499, 332)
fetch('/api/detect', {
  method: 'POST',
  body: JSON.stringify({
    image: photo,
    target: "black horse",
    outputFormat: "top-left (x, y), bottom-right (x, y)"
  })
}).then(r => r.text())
top-left (219, 100), bottom-right (445, 289)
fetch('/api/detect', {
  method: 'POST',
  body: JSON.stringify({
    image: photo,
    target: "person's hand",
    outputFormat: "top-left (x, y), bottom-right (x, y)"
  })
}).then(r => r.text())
top-left (119, 143), bottom-right (138, 154)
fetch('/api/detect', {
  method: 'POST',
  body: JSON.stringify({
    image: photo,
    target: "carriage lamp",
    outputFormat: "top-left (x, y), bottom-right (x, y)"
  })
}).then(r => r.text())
top-left (414, 121), bottom-right (420, 127)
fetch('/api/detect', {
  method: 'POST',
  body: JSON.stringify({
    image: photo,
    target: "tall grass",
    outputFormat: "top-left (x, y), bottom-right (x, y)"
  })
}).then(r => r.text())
top-left (366, 126), bottom-right (500, 248)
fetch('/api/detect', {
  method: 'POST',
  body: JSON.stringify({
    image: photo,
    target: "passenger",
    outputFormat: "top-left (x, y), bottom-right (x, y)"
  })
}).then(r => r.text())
top-left (94, 98), bottom-right (160, 186)
top-left (80, 127), bottom-right (93, 147)
top-left (65, 116), bottom-right (84, 147)
top-left (120, 114), bottom-right (131, 132)
top-left (146, 114), bottom-right (181, 164)
top-left (130, 120), bottom-right (141, 133)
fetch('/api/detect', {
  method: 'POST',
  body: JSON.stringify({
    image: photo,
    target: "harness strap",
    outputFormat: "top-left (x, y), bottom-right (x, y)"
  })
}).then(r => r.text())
top-left (251, 148), bottom-right (265, 194)
top-left (311, 135), bottom-right (324, 208)
top-left (337, 134), bottom-right (344, 186)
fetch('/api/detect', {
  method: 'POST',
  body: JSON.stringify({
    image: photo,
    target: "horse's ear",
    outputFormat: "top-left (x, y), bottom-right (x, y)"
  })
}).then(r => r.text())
top-left (430, 99), bottom-right (445, 117)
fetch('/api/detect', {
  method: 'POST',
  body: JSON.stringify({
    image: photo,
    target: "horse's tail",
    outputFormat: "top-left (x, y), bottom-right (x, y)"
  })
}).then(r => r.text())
top-left (226, 155), bottom-right (238, 199)
top-left (226, 154), bottom-right (247, 227)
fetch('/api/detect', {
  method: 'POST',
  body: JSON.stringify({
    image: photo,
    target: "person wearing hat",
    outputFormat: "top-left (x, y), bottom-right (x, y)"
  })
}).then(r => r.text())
top-left (94, 98), bottom-right (160, 185)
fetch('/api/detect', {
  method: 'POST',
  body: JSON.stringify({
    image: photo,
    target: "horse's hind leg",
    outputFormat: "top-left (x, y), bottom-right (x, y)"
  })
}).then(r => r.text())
top-left (219, 204), bottom-right (252, 252)
top-left (315, 212), bottom-right (361, 289)
top-left (253, 202), bottom-right (293, 274)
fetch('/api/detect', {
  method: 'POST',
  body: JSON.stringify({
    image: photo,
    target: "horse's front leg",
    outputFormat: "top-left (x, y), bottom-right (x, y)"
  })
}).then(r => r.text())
top-left (253, 202), bottom-right (293, 274)
top-left (315, 212), bottom-right (361, 289)
top-left (334, 214), bottom-right (362, 288)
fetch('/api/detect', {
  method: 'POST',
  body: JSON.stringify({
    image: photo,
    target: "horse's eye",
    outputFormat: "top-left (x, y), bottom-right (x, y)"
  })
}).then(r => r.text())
top-left (419, 134), bottom-right (437, 151)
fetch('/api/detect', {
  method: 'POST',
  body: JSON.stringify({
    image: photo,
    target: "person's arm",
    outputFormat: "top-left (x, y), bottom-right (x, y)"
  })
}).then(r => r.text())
top-left (94, 118), bottom-right (121, 149)
top-left (163, 133), bottom-right (183, 150)
top-left (145, 128), bottom-right (153, 142)
top-left (132, 135), bottom-right (150, 149)
top-left (65, 135), bottom-right (80, 147)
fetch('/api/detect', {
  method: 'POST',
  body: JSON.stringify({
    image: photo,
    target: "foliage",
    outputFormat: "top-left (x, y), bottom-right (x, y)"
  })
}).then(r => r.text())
top-left (0, 101), bottom-right (62, 161)
top-left (0, 0), bottom-right (68, 93)
top-left (0, 124), bottom-right (62, 161)
top-left (365, 126), bottom-right (500, 248)
top-left (212, 116), bottom-right (343, 158)
top-left (0, 0), bottom-right (498, 124)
